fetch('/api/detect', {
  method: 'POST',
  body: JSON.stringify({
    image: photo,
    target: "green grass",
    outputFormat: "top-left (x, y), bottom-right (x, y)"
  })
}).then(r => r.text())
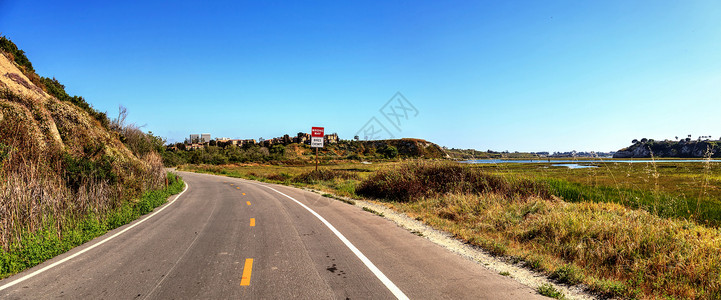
top-left (362, 206), bottom-right (384, 217)
top-left (474, 159), bottom-right (721, 226)
top-left (0, 173), bottom-right (184, 279)
top-left (322, 193), bottom-right (355, 205)
top-left (538, 283), bottom-right (566, 299)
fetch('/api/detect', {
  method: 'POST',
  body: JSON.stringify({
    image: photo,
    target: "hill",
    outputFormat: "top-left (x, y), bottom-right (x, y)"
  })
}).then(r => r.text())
top-left (348, 138), bottom-right (448, 159)
top-left (164, 137), bottom-right (447, 165)
top-left (0, 36), bottom-right (167, 251)
top-left (613, 139), bottom-right (720, 158)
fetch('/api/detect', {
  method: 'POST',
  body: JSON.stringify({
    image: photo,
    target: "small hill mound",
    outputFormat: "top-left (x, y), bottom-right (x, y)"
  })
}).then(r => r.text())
top-left (359, 138), bottom-right (448, 159)
top-left (614, 139), bottom-right (720, 158)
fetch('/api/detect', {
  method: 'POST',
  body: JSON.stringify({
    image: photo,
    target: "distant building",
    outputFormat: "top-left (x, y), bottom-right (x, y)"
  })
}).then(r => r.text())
top-left (324, 133), bottom-right (339, 144)
top-left (189, 134), bottom-right (200, 144)
top-left (294, 132), bottom-right (311, 144)
top-left (201, 133), bottom-right (211, 143)
top-left (186, 143), bottom-right (204, 150)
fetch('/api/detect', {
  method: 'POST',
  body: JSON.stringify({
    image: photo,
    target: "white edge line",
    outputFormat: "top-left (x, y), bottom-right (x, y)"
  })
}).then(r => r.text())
top-left (246, 181), bottom-right (409, 300)
top-left (0, 182), bottom-right (189, 292)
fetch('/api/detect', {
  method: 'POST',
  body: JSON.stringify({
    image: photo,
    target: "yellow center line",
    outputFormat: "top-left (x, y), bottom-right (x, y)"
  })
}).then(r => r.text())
top-left (240, 258), bottom-right (254, 286)
top-left (242, 192), bottom-right (246, 195)
top-left (236, 187), bottom-right (241, 189)
top-left (246, 201), bottom-right (251, 206)
top-left (249, 218), bottom-right (255, 227)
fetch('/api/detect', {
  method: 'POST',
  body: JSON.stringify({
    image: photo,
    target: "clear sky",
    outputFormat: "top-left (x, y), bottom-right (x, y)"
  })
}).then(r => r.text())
top-left (2, 1), bottom-right (720, 152)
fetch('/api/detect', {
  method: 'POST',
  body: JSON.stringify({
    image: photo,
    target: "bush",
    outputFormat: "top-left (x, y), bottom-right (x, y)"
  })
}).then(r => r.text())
top-left (293, 169), bottom-right (359, 184)
top-left (381, 145), bottom-right (398, 159)
top-left (356, 162), bottom-right (551, 202)
top-left (63, 154), bottom-right (118, 191)
top-left (39, 77), bottom-right (109, 128)
top-left (0, 36), bottom-right (34, 72)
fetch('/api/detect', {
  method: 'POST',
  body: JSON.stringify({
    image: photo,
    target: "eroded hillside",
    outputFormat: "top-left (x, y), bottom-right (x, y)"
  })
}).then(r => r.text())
top-left (0, 37), bottom-right (165, 249)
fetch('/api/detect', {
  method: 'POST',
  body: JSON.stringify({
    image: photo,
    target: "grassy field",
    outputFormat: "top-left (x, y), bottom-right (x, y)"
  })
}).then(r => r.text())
top-left (471, 159), bottom-right (721, 226)
top-left (179, 159), bottom-right (721, 299)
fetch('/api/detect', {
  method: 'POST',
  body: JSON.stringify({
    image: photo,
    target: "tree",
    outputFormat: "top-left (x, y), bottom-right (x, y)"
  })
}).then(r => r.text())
top-left (632, 139), bottom-right (639, 144)
top-left (270, 144), bottom-right (285, 157)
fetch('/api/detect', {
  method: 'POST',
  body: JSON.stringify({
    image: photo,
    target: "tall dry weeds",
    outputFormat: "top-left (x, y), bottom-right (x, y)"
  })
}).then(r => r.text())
top-left (0, 91), bottom-right (166, 251)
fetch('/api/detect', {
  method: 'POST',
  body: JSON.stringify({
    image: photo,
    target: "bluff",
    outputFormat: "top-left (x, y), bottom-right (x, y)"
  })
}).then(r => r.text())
top-left (0, 36), bottom-right (165, 249)
top-left (613, 140), bottom-right (720, 158)
top-left (358, 138), bottom-right (448, 159)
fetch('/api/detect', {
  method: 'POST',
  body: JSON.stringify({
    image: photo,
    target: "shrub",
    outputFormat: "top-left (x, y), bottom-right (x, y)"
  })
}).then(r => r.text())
top-left (39, 77), bottom-right (109, 128)
top-left (381, 145), bottom-right (398, 159)
top-left (62, 154), bottom-right (118, 191)
top-left (356, 161), bottom-right (551, 202)
top-left (293, 169), bottom-right (359, 184)
top-left (537, 283), bottom-right (565, 299)
top-left (0, 36), bottom-right (34, 73)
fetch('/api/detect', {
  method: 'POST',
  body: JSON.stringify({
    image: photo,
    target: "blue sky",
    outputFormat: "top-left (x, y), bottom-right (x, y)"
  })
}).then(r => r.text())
top-left (1, 1), bottom-right (720, 152)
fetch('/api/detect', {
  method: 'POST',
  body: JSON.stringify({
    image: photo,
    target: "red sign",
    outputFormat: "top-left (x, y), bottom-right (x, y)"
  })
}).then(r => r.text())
top-left (311, 127), bottom-right (324, 137)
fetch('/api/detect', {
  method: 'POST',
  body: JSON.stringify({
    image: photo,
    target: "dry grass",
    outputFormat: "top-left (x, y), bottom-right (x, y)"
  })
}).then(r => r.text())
top-left (394, 193), bottom-right (721, 298)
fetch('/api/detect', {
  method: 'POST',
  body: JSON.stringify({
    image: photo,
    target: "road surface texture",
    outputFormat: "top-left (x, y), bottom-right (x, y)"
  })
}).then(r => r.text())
top-left (1, 171), bottom-right (545, 299)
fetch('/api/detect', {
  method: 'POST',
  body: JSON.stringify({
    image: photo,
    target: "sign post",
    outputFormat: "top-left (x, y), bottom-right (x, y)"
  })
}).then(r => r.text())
top-left (311, 127), bottom-right (324, 171)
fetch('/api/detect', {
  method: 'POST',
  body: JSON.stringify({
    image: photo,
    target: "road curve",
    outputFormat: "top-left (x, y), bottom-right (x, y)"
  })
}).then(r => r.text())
top-left (0, 171), bottom-right (544, 299)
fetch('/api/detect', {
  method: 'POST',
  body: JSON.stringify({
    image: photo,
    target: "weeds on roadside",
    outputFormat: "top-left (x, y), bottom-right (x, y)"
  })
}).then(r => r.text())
top-left (538, 283), bottom-right (565, 299)
top-left (0, 174), bottom-right (184, 279)
top-left (362, 207), bottom-right (384, 217)
top-left (293, 169), bottom-right (359, 184)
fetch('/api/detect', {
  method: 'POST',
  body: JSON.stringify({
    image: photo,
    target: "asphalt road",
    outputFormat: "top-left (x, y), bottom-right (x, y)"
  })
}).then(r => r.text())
top-left (0, 171), bottom-right (545, 299)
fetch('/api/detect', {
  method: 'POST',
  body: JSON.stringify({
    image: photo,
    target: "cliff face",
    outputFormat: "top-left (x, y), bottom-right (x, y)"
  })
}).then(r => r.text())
top-left (1, 36), bottom-right (169, 253)
top-left (0, 51), bottom-right (144, 171)
top-left (613, 140), bottom-right (720, 158)
top-left (0, 37), bottom-right (166, 223)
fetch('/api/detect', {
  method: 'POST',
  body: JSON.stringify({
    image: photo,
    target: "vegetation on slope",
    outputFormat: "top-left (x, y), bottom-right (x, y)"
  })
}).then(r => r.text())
top-left (615, 138), bottom-right (720, 158)
top-left (162, 138), bottom-right (446, 166)
top-left (0, 35), bottom-right (108, 127)
top-left (0, 36), bottom-right (180, 278)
